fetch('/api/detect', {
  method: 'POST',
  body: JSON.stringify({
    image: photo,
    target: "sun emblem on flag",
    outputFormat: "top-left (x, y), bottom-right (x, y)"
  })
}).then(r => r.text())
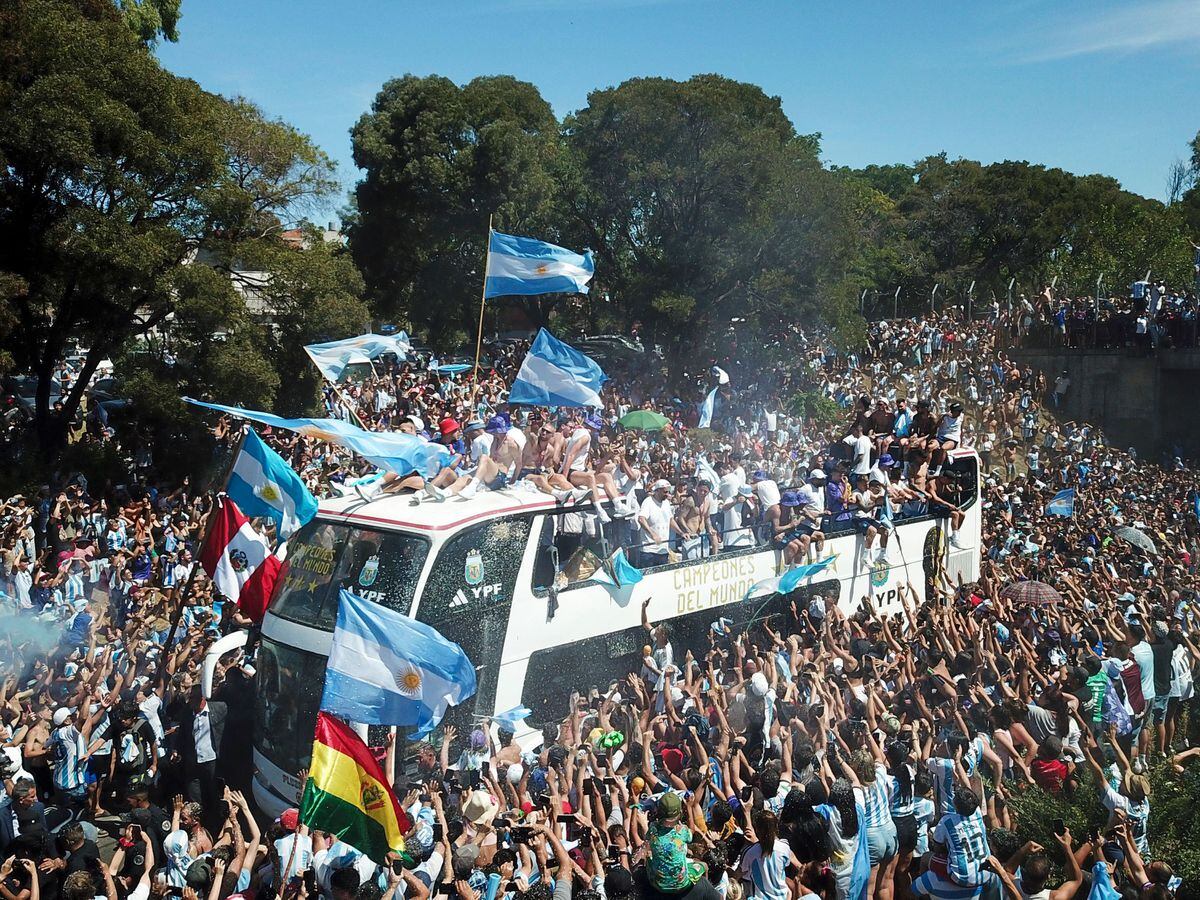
top-left (394, 664), bottom-right (423, 698)
top-left (228, 549), bottom-right (249, 572)
top-left (535, 264), bottom-right (548, 275)
top-left (255, 482), bottom-right (282, 504)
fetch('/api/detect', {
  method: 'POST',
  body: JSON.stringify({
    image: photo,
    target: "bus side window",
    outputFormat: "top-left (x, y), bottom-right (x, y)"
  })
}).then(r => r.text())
top-left (532, 512), bottom-right (612, 593)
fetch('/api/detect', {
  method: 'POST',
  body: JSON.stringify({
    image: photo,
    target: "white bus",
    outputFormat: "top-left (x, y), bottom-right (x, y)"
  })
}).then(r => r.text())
top-left (251, 450), bottom-right (981, 815)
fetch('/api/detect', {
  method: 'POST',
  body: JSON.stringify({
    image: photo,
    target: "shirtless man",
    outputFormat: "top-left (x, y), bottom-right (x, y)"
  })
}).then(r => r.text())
top-left (673, 480), bottom-right (718, 560)
top-left (429, 416), bottom-right (524, 500)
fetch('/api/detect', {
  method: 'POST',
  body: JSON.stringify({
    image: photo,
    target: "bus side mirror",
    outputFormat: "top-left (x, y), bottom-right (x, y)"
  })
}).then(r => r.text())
top-left (546, 584), bottom-right (559, 622)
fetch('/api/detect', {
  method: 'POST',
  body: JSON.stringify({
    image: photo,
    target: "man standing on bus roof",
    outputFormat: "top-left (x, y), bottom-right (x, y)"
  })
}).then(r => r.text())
top-left (637, 479), bottom-right (678, 568)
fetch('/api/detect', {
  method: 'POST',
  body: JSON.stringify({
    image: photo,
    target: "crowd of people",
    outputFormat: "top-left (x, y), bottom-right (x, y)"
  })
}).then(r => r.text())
top-left (969, 278), bottom-right (1200, 351)
top-left (1, 298), bottom-right (1200, 900)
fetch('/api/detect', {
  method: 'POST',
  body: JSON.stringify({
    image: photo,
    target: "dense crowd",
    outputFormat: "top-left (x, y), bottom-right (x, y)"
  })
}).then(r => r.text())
top-left (965, 278), bottom-right (1200, 351)
top-left (1, 301), bottom-right (1200, 900)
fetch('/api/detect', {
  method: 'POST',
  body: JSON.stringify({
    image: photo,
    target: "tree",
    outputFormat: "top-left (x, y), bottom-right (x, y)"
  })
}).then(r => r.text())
top-left (0, 0), bottom-right (343, 455)
top-left (116, 0), bottom-right (180, 43)
top-left (348, 74), bottom-right (566, 347)
top-left (564, 75), bottom-right (864, 369)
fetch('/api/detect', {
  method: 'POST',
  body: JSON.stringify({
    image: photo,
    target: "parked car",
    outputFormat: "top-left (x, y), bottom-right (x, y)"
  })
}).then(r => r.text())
top-left (86, 376), bottom-right (133, 414)
top-left (1, 375), bottom-right (62, 422)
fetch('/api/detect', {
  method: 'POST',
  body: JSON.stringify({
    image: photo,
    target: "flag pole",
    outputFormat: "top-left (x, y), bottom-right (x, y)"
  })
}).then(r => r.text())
top-left (470, 214), bottom-right (494, 406)
top-left (158, 424), bottom-right (249, 687)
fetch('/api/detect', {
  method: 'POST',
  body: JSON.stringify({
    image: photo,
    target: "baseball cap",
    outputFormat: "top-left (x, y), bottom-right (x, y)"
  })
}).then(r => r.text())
top-left (652, 479), bottom-right (671, 491)
top-left (464, 419), bottom-right (485, 431)
top-left (405, 415), bottom-right (426, 431)
top-left (657, 792), bottom-right (682, 818)
top-left (809, 469), bottom-right (826, 480)
top-left (53, 708), bottom-right (71, 727)
top-left (439, 418), bottom-right (461, 436)
top-left (279, 808), bottom-right (299, 832)
top-left (751, 469), bottom-right (767, 481)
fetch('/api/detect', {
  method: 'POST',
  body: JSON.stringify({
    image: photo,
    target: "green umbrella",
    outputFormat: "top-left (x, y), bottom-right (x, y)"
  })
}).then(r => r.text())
top-left (618, 409), bottom-right (670, 431)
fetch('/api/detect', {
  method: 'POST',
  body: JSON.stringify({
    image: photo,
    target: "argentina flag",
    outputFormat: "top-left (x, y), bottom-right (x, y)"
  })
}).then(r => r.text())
top-left (508, 328), bottom-right (607, 408)
top-left (184, 398), bottom-right (451, 479)
top-left (1045, 488), bottom-right (1075, 517)
top-left (484, 230), bottom-right (594, 298)
top-left (227, 428), bottom-right (318, 539)
top-left (322, 590), bottom-right (477, 734)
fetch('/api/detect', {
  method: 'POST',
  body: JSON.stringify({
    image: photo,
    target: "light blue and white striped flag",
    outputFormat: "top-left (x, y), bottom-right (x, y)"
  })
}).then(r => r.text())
top-left (304, 332), bottom-right (411, 382)
top-left (1045, 488), bottom-right (1075, 517)
top-left (184, 398), bottom-right (451, 479)
top-left (508, 329), bottom-right (607, 408)
top-left (743, 554), bottom-right (839, 602)
top-left (227, 428), bottom-right (318, 539)
top-left (484, 231), bottom-right (594, 298)
top-left (322, 590), bottom-right (477, 735)
top-left (698, 388), bottom-right (718, 428)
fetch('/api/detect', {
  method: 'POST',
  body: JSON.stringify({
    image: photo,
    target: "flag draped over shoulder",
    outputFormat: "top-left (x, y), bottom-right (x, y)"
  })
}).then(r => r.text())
top-left (508, 329), bottom-right (607, 408)
top-left (198, 497), bottom-right (282, 621)
top-left (227, 429), bottom-right (317, 539)
top-left (304, 333), bottom-right (411, 382)
top-left (484, 231), bottom-right (594, 298)
top-left (321, 590), bottom-right (477, 735)
top-left (184, 398), bottom-right (450, 479)
top-left (301, 712), bottom-right (411, 866)
top-left (1045, 488), bottom-right (1076, 517)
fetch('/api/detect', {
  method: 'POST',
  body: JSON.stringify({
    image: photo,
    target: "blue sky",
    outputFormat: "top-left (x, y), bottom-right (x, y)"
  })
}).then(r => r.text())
top-left (158, 0), bottom-right (1200, 210)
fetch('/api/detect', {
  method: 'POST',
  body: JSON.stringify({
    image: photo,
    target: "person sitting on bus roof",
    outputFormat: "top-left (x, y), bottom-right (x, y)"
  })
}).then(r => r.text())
top-left (850, 473), bottom-right (889, 568)
top-left (927, 470), bottom-right (967, 549)
top-left (559, 414), bottom-right (636, 522)
top-left (427, 416), bottom-right (523, 500)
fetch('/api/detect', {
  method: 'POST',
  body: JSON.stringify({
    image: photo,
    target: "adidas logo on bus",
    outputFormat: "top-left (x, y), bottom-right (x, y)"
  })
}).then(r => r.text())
top-left (449, 589), bottom-right (470, 609)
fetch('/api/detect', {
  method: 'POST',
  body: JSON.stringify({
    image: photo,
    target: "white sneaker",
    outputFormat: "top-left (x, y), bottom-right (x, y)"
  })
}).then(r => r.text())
top-left (457, 481), bottom-right (479, 500)
top-left (613, 498), bottom-right (636, 519)
top-left (424, 482), bottom-right (447, 501)
top-left (949, 533), bottom-right (964, 549)
top-left (594, 500), bottom-right (612, 524)
top-left (552, 489), bottom-right (572, 504)
top-left (860, 548), bottom-right (873, 569)
top-left (572, 488), bottom-right (593, 505)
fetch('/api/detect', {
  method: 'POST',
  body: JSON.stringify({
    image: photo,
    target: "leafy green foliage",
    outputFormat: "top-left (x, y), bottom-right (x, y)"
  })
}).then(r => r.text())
top-left (1006, 762), bottom-right (1200, 900)
top-left (116, 0), bottom-right (180, 43)
top-left (0, 0), bottom-right (354, 457)
top-left (348, 74), bottom-right (565, 346)
top-left (787, 390), bottom-right (842, 431)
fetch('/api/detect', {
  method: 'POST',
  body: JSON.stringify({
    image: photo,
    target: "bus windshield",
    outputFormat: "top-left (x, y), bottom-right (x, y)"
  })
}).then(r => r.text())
top-left (269, 520), bottom-right (431, 630)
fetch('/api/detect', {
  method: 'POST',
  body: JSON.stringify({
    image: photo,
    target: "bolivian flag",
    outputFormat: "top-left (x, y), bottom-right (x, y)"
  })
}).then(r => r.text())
top-left (300, 712), bottom-right (411, 865)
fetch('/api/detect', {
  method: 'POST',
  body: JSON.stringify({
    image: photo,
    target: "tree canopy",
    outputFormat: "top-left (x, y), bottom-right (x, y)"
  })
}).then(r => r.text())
top-left (0, 0), bottom-right (365, 456)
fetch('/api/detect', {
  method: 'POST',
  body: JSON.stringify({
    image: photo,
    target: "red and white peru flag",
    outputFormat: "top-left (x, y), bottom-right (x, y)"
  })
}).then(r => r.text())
top-left (199, 497), bottom-right (283, 623)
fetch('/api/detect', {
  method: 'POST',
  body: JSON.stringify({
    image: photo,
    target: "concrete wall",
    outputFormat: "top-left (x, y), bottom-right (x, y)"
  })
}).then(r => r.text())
top-left (1011, 348), bottom-right (1200, 458)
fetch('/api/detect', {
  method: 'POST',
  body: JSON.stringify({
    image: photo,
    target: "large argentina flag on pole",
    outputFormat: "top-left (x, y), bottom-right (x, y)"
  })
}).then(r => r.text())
top-left (322, 590), bottom-right (477, 736)
top-left (508, 329), bottom-right (608, 408)
top-left (484, 231), bottom-right (595, 298)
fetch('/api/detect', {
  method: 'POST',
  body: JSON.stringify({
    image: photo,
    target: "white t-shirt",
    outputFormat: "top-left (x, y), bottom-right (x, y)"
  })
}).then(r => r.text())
top-left (564, 428), bottom-right (590, 473)
top-left (937, 413), bottom-right (963, 443)
top-left (754, 479), bottom-right (780, 509)
top-left (638, 497), bottom-right (673, 554)
top-left (843, 435), bottom-right (872, 476)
